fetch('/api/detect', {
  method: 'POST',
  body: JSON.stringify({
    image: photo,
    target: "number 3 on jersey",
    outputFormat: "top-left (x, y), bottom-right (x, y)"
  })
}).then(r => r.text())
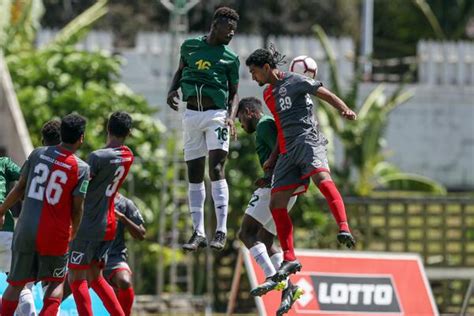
top-left (105, 165), bottom-right (125, 197)
top-left (28, 163), bottom-right (67, 205)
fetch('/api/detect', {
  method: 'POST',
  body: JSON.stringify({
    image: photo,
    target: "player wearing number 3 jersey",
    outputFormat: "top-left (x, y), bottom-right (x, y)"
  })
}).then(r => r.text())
top-left (68, 111), bottom-right (133, 316)
top-left (0, 114), bottom-right (89, 316)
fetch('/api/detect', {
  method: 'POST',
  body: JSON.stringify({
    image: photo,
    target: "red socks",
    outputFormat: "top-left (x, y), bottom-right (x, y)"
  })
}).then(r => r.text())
top-left (70, 279), bottom-right (93, 316)
top-left (318, 180), bottom-right (350, 232)
top-left (270, 208), bottom-right (296, 261)
top-left (39, 297), bottom-right (61, 316)
top-left (117, 287), bottom-right (135, 316)
top-left (91, 277), bottom-right (125, 316)
top-left (0, 298), bottom-right (18, 316)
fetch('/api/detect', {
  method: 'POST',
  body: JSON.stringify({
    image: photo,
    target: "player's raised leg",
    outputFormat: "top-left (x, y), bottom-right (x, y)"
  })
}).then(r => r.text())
top-left (239, 214), bottom-right (285, 296)
top-left (311, 171), bottom-right (355, 248)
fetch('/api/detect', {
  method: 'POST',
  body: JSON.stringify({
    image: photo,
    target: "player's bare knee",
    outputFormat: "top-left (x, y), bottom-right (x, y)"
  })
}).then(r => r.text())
top-left (116, 276), bottom-right (132, 289)
top-left (237, 228), bottom-right (247, 243)
top-left (209, 164), bottom-right (225, 180)
top-left (269, 196), bottom-right (287, 210)
top-left (312, 171), bottom-right (331, 185)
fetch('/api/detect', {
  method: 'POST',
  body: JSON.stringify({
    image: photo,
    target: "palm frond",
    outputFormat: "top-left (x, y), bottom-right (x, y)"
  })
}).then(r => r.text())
top-left (412, 0), bottom-right (446, 39)
top-left (378, 172), bottom-right (447, 195)
top-left (45, 0), bottom-right (108, 48)
top-left (313, 24), bottom-right (341, 96)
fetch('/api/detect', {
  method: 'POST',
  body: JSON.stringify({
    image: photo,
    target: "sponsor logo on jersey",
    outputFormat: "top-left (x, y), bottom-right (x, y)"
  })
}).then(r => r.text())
top-left (53, 266), bottom-right (67, 278)
top-left (79, 180), bottom-right (89, 194)
top-left (70, 251), bottom-right (85, 265)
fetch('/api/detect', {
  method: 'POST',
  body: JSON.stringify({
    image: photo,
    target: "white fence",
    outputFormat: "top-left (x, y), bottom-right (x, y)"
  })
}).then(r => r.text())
top-left (418, 40), bottom-right (474, 86)
top-left (37, 30), bottom-right (355, 86)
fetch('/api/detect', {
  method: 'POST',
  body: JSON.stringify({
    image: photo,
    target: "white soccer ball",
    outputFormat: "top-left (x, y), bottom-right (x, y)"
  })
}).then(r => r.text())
top-left (289, 55), bottom-right (318, 79)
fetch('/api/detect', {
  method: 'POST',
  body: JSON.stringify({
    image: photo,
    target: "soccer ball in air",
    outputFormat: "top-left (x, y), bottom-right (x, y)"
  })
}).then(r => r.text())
top-left (289, 55), bottom-right (318, 79)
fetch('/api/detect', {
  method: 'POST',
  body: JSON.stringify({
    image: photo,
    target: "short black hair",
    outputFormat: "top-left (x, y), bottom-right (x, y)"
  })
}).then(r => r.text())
top-left (237, 97), bottom-right (263, 115)
top-left (246, 44), bottom-right (286, 69)
top-left (213, 6), bottom-right (239, 23)
top-left (41, 119), bottom-right (61, 146)
top-left (108, 111), bottom-right (132, 138)
top-left (61, 114), bottom-right (86, 144)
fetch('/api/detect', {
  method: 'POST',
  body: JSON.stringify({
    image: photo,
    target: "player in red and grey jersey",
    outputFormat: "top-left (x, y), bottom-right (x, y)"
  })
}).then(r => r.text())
top-left (0, 114), bottom-right (89, 316)
top-left (245, 47), bottom-right (357, 287)
top-left (68, 111), bottom-right (134, 316)
top-left (103, 193), bottom-right (146, 316)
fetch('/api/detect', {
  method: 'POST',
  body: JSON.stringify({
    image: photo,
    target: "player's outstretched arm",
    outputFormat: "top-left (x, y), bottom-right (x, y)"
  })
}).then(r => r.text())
top-left (71, 196), bottom-right (85, 240)
top-left (315, 86), bottom-right (357, 120)
top-left (115, 210), bottom-right (146, 240)
top-left (0, 174), bottom-right (27, 227)
top-left (166, 58), bottom-right (186, 111)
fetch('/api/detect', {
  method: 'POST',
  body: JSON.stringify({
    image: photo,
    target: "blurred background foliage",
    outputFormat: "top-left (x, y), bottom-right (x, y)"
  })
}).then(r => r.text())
top-left (0, 0), bottom-right (470, 307)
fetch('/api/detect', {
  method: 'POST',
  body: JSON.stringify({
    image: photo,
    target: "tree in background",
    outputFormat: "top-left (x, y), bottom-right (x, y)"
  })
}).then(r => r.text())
top-left (0, 0), bottom-right (172, 294)
top-left (373, 0), bottom-right (474, 58)
top-left (313, 25), bottom-right (446, 196)
top-left (37, 0), bottom-right (359, 47)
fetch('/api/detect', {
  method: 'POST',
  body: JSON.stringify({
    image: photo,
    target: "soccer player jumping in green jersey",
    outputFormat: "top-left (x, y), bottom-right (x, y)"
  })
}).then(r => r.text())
top-left (167, 7), bottom-right (240, 252)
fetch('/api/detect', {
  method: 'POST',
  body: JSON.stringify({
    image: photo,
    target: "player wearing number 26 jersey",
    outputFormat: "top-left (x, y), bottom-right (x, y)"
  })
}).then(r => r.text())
top-left (68, 111), bottom-right (133, 316)
top-left (0, 114), bottom-right (88, 316)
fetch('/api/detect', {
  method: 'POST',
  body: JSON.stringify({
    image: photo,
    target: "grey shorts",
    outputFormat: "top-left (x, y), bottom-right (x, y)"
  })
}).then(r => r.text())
top-left (68, 239), bottom-right (113, 270)
top-left (103, 255), bottom-right (131, 283)
top-left (7, 250), bottom-right (68, 286)
top-left (272, 142), bottom-right (329, 195)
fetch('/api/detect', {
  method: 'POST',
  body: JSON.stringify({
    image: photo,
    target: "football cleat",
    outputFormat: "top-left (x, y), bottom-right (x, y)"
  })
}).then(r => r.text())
top-left (337, 231), bottom-right (356, 249)
top-left (272, 260), bottom-right (302, 283)
top-left (182, 231), bottom-right (208, 252)
top-left (250, 277), bottom-right (286, 297)
top-left (209, 231), bottom-right (226, 251)
top-left (276, 283), bottom-right (304, 316)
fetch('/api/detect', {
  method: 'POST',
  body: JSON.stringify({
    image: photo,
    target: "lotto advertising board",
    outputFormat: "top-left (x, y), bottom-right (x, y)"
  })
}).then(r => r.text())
top-left (243, 249), bottom-right (438, 316)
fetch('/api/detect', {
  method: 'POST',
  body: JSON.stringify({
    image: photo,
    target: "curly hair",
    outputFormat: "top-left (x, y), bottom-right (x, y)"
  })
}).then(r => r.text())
top-left (41, 119), bottom-right (61, 146)
top-left (245, 43), bottom-right (286, 69)
top-left (61, 114), bottom-right (87, 144)
top-left (108, 111), bottom-right (132, 138)
top-left (213, 6), bottom-right (239, 22)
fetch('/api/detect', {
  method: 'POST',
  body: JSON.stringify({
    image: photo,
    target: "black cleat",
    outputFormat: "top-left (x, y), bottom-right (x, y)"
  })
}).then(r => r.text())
top-left (272, 260), bottom-right (302, 283)
top-left (209, 231), bottom-right (226, 251)
top-left (250, 277), bottom-right (286, 297)
top-left (337, 231), bottom-right (356, 249)
top-left (276, 283), bottom-right (304, 316)
top-left (182, 231), bottom-right (208, 252)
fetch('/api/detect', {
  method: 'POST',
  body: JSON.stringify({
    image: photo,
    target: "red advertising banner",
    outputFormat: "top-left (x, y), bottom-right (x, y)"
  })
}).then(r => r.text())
top-left (243, 249), bottom-right (438, 316)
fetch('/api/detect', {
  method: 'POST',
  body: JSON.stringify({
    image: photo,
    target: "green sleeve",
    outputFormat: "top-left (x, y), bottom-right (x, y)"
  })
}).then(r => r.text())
top-left (5, 158), bottom-right (21, 181)
top-left (227, 57), bottom-right (240, 85)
